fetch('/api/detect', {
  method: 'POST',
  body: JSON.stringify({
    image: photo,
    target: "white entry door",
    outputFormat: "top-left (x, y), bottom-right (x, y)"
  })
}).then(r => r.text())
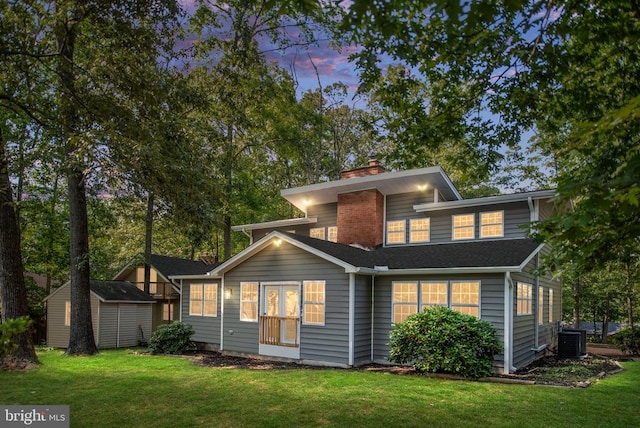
top-left (259, 283), bottom-right (300, 359)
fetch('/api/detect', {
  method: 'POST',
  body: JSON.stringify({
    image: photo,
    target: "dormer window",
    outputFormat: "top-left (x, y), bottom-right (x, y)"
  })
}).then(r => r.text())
top-left (327, 226), bottom-right (338, 243)
top-left (452, 214), bottom-right (475, 240)
top-left (480, 211), bottom-right (504, 238)
top-left (386, 220), bottom-right (406, 244)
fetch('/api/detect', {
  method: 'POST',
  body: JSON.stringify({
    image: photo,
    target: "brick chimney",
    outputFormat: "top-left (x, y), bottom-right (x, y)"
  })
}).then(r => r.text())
top-left (336, 157), bottom-right (385, 248)
top-left (340, 156), bottom-right (386, 180)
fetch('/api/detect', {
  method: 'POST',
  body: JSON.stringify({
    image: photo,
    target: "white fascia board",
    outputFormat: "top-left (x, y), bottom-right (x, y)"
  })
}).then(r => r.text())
top-left (413, 190), bottom-right (556, 212)
top-left (231, 217), bottom-right (318, 232)
top-left (518, 243), bottom-right (546, 270)
top-left (372, 266), bottom-right (524, 276)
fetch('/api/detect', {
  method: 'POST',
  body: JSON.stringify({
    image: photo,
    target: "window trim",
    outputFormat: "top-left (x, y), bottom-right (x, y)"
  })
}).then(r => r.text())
top-left (240, 282), bottom-right (259, 322)
top-left (386, 220), bottom-right (407, 244)
top-left (64, 301), bottom-right (71, 327)
top-left (302, 280), bottom-right (326, 326)
top-left (480, 210), bottom-right (504, 238)
top-left (538, 286), bottom-right (544, 325)
top-left (409, 218), bottom-right (431, 243)
top-left (516, 282), bottom-right (533, 316)
top-left (189, 283), bottom-right (218, 317)
top-left (452, 214), bottom-right (475, 240)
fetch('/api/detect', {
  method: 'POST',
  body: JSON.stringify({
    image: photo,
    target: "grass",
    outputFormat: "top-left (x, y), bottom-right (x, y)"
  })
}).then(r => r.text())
top-left (1, 348), bottom-right (639, 428)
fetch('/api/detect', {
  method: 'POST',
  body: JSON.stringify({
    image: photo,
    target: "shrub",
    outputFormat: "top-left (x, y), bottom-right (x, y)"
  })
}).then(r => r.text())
top-left (389, 306), bottom-right (502, 378)
top-left (0, 317), bottom-right (33, 359)
top-left (148, 321), bottom-right (195, 355)
top-left (611, 327), bottom-right (640, 355)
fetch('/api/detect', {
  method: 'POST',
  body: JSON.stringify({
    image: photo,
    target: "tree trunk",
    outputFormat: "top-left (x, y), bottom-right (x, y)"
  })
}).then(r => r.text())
top-left (0, 127), bottom-right (38, 362)
top-left (144, 191), bottom-right (153, 294)
top-left (572, 277), bottom-right (581, 328)
top-left (56, 3), bottom-right (97, 355)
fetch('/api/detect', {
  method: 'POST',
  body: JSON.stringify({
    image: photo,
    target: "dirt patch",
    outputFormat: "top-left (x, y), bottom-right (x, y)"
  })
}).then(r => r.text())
top-left (188, 351), bottom-right (626, 387)
top-left (0, 356), bottom-right (39, 372)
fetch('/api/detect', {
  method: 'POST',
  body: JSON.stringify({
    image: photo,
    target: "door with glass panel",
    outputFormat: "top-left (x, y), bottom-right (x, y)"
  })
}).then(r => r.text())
top-left (260, 284), bottom-right (299, 347)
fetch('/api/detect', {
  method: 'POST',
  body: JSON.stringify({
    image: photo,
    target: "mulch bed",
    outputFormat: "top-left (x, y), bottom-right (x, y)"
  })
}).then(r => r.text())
top-left (188, 350), bottom-right (627, 387)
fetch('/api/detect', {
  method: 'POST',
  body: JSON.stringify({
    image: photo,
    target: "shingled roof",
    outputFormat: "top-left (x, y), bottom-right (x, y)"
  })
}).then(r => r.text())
top-left (90, 280), bottom-right (156, 303)
top-left (150, 254), bottom-right (218, 277)
top-left (280, 232), bottom-right (541, 270)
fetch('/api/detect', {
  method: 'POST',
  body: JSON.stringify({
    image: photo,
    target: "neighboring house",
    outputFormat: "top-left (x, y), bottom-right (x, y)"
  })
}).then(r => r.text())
top-left (113, 254), bottom-right (217, 331)
top-left (45, 280), bottom-right (155, 348)
top-left (171, 160), bottom-right (561, 374)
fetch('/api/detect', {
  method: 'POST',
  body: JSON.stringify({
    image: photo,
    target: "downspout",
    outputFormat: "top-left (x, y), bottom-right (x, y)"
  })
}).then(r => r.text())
top-left (117, 304), bottom-right (121, 348)
top-left (178, 279), bottom-right (183, 321)
top-left (349, 273), bottom-right (355, 366)
top-left (535, 255), bottom-right (540, 350)
top-left (504, 272), bottom-right (516, 373)
top-left (220, 276), bottom-right (225, 352)
top-left (370, 274), bottom-right (375, 363)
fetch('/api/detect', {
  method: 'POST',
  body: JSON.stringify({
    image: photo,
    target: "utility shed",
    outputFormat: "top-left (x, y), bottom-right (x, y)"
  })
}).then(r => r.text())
top-left (45, 280), bottom-right (155, 348)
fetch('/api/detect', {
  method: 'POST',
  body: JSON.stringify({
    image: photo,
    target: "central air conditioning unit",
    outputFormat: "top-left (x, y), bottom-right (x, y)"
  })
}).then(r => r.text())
top-left (562, 328), bottom-right (587, 355)
top-left (557, 331), bottom-right (581, 358)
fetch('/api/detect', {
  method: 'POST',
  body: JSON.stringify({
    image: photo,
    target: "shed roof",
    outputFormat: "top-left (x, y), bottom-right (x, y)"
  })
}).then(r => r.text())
top-left (90, 280), bottom-right (156, 303)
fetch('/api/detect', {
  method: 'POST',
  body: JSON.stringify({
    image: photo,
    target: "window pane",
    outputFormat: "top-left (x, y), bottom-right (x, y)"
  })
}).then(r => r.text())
top-left (549, 289), bottom-right (554, 323)
top-left (450, 281), bottom-right (480, 318)
top-left (241, 283), bottom-right (258, 301)
top-left (516, 282), bottom-right (533, 315)
top-left (328, 227), bottom-right (338, 243)
top-left (303, 281), bottom-right (325, 325)
top-left (190, 300), bottom-right (202, 316)
top-left (393, 282), bottom-right (417, 302)
top-left (393, 304), bottom-right (417, 323)
top-left (204, 301), bottom-right (217, 316)
top-left (421, 282), bottom-right (448, 307)
top-left (538, 287), bottom-right (544, 325)
top-left (241, 302), bottom-right (257, 321)
top-left (387, 220), bottom-right (406, 244)
top-left (204, 285), bottom-right (217, 300)
top-left (310, 227), bottom-right (325, 240)
top-left (452, 305), bottom-right (479, 317)
top-left (65, 301), bottom-right (71, 326)
top-left (410, 218), bottom-right (430, 242)
top-left (190, 285), bottom-right (203, 299)
top-left (480, 211), bottom-right (504, 238)
top-left (452, 214), bottom-right (475, 240)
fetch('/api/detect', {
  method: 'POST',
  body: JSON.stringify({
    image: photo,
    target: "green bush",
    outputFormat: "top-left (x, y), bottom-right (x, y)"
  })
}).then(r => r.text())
top-left (0, 317), bottom-right (33, 359)
top-left (148, 321), bottom-right (195, 354)
top-left (389, 306), bottom-right (502, 378)
top-left (611, 327), bottom-right (640, 355)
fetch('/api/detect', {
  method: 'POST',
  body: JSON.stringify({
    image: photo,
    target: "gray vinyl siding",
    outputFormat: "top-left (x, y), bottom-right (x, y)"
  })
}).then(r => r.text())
top-left (372, 274), bottom-right (505, 370)
top-left (385, 192), bottom-right (434, 221)
top-left (538, 199), bottom-right (554, 220)
top-left (118, 305), bottom-right (138, 347)
top-left (511, 257), bottom-right (540, 369)
top-left (138, 304), bottom-right (153, 343)
top-left (223, 242), bottom-right (351, 365)
top-left (181, 281), bottom-right (221, 346)
top-left (385, 201), bottom-right (531, 246)
top-left (354, 275), bottom-right (372, 364)
top-left (307, 203), bottom-right (338, 229)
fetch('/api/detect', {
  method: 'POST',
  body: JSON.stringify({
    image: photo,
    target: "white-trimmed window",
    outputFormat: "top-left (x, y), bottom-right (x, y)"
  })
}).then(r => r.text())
top-left (240, 282), bottom-right (258, 322)
top-left (452, 214), bottom-right (475, 240)
top-left (392, 282), bottom-right (418, 323)
top-left (64, 301), bottom-right (71, 326)
top-left (190, 284), bottom-right (218, 317)
top-left (410, 218), bottom-right (430, 243)
top-left (480, 211), bottom-right (504, 238)
top-left (421, 282), bottom-right (448, 309)
top-left (538, 287), bottom-right (544, 325)
top-left (516, 282), bottom-right (533, 315)
top-left (327, 226), bottom-right (338, 243)
top-left (387, 220), bottom-right (406, 244)
top-left (163, 303), bottom-right (172, 321)
top-left (549, 289), bottom-right (554, 323)
top-left (310, 227), bottom-right (325, 240)
top-left (303, 281), bottom-right (325, 325)
top-left (451, 281), bottom-right (480, 317)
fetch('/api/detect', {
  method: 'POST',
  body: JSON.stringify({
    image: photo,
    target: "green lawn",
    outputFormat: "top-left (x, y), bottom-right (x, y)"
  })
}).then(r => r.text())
top-left (1, 349), bottom-right (638, 428)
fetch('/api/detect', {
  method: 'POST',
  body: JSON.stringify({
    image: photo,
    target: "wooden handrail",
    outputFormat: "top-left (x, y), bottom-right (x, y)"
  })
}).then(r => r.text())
top-left (259, 316), bottom-right (299, 347)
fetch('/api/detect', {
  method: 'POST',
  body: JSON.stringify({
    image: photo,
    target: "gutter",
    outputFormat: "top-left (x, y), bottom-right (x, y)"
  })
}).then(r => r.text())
top-left (504, 272), bottom-right (517, 374)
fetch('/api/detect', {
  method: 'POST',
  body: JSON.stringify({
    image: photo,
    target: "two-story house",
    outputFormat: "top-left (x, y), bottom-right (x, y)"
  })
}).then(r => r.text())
top-left (172, 160), bottom-right (560, 374)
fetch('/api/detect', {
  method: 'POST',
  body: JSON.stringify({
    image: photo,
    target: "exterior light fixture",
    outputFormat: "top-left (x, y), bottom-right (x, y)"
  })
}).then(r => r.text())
top-left (225, 288), bottom-right (233, 299)
top-left (274, 239), bottom-right (282, 247)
